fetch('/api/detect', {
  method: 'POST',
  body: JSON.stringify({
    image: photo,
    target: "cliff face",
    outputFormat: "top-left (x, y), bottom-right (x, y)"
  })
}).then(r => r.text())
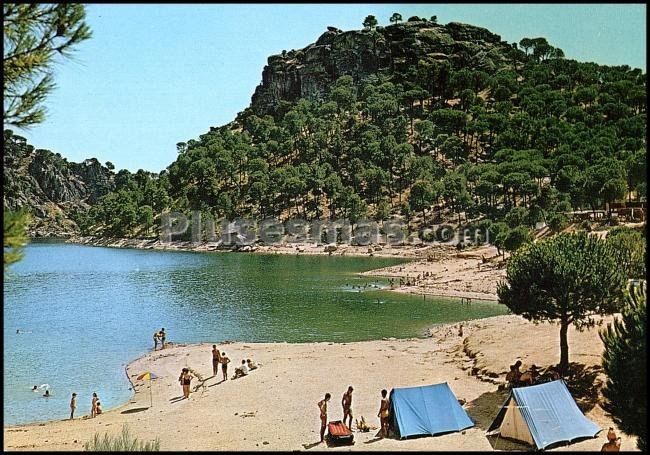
top-left (251, 20), bottom-right (513, 115)
top-left (3, 130), bottom-right (115, 237)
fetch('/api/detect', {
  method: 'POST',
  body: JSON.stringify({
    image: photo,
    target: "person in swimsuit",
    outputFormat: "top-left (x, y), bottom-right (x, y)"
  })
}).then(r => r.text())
top-left (220, 353), bottom-right (230, 381)
top-left (91, 392), bottom-right (99, 418)
top-left (43, 390), bottom-right (51, 397)
top-left (318, 393), bottom-right (331, 443)
top-left (341, 386), bottom-right (354, 431)
top-left (178, 368), bottom-right (192, 399)
top-left (153, 331), bottom-right (160, 350)
top-left (70, 392), bottom-right (77, 419)
top-left (378, 389), bottom-right (390, 438)
top-left (95, 401), bottom-right (103, 415)
top-left (159, 328), bottom-right (166, 349)
top-left (211, 345), bottom-right (221, 376)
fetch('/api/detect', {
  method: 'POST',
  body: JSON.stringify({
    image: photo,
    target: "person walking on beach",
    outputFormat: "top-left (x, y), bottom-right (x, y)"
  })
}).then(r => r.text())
top-left (211, 345), bottom-right (221, 376)
top-left (159, 328), bottom-right (166, 349)
top-left (318, 393), bottom-right (331, 443)
top-left (220, 352), bottom-right (230, 381)
top-left (378, 389), bottom-right (390, 438)
top-left (91, 392), bottom-right (99, 418)
top-left (341, 386), bottom-right (354, 431)
top-left (178, 368), bottom-right (193, 399)
top-left (70, 392), bottom-right (77, 420)
top-left (153, 330), bottom-right (160, 350)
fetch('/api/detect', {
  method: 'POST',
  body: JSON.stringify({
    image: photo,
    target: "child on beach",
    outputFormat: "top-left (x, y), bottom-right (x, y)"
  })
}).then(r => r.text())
top-left (95, 401), bottom-right (103, 415)
top-left (220, 353), bottom-right (230, 381)
top-left (70, 393), bottom-right (77, 420)
top-left (91, 392), bottom-right (99, 418)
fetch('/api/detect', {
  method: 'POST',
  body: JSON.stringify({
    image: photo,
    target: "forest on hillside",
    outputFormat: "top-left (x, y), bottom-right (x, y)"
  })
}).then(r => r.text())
top-left (5, 17), bottom-right (647, 248)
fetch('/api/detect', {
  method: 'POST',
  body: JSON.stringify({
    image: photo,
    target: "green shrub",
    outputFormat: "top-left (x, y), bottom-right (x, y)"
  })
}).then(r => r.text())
top-left (83, 424), bottom-right (160, 451)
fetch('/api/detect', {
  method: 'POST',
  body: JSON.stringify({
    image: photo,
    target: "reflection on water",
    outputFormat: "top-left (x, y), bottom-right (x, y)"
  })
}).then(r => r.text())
top-left (4, 243), bottom-right (507, 424)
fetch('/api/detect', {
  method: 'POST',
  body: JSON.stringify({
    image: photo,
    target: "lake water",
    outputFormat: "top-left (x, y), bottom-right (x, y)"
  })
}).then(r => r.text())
top-left (3, 242), bottom-right (508, 425)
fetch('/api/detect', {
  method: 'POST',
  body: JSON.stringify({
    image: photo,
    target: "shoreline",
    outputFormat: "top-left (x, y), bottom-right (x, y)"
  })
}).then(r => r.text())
top-left (4, 314), bottom-right (637, 451)
top-left (64, 236), bottom-right (505, 301)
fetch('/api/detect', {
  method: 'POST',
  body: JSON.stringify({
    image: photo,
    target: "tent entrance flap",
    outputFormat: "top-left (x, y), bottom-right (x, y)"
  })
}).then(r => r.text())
top-left (499, 398), bottom-right (534, 445)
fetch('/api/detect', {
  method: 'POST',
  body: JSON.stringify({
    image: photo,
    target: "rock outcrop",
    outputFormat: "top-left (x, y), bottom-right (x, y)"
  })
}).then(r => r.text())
top-left (3, 130), bottom-right (116, 237)
top-left (250, 20), bottom-right (513, 115)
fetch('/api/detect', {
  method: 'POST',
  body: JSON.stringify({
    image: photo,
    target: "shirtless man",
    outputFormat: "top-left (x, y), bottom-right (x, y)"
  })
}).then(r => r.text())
top-left (378, 389), bottom-right (390, 438)
top-left (211, 345), bottom-right (221, 376)
top-left (318, 393), bottom-right (331, 443)
top-left (70, 392), bottom-right (77, 420)
top-left (341, 386), bottom-right (354, 431)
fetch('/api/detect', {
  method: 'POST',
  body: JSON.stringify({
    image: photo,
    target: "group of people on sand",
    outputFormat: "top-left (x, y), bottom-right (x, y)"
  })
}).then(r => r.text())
top-left (505, 360), bottom-right (561, 388)
top-left (211, 345), bottom-right (258, 381)
top-left (317, 387), bottom-right (391, 443)
top-left (153, 328), bottom-right (166, 350)
top-left (67, 391), bottom-right (102, 420)
top-left (176, 346), bottom-right (260, 400)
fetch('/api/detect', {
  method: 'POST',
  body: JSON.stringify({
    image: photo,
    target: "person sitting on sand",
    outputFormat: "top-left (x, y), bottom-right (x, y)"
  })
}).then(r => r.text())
top-left (233, 360), bottom-right (249, 379)
top-left (95, 401), bottom-right (103, 415)
top-left (220, 353), bottom-right (230, 381)
top-left (519, 364), bottom-right (541, 386)
top-left (601, 428), bottom-right (621, 452)
top-left (246, 359), bottom-right (258, 370)
top-left (506, 360), bottom-right (523, 388)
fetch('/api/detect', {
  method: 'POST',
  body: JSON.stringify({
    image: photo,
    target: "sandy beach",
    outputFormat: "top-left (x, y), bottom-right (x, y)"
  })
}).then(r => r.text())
top-left (4, 314), bottom-right (637, 451)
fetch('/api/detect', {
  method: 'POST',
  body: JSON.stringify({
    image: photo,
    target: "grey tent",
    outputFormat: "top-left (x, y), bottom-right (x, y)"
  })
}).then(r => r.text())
top-left (487, 380), bottom-right (600, 449)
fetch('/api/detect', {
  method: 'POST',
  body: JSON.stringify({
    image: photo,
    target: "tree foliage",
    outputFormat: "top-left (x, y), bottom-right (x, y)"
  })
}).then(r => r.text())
top-left (600, 281), bottom-right (647, 451)
top-left (4, 209), bottom-right (30, 269)
top-left (497, 232), bottom-right (627, 373)
top-left (3, 3), bottom-right (92, 127)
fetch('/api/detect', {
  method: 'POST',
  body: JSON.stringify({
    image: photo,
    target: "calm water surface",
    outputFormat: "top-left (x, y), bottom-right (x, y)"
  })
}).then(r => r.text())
top-left (4, 242), bottom-right (507, 425)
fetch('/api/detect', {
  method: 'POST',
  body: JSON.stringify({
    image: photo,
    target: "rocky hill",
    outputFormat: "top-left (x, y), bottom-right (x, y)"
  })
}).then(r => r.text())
top-left (251, 19), bottom-right (515, 115)
top-left (3, 130), bottom-right (115, 237)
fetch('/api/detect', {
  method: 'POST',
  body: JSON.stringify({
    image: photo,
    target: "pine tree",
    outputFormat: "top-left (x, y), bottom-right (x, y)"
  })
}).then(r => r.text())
top-left (600, 280), bottom-right (647, 451)
top-left (4, 210), bottom-right (30, 269)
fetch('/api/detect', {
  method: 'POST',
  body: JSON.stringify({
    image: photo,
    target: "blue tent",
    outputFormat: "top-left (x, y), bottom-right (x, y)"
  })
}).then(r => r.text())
top-left (389, 382), bottom-right (474, 439)
top-left (487, 380), bottom-right (601, 449)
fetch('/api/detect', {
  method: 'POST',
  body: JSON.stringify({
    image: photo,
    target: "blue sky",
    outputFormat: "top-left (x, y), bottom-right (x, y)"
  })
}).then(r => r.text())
top-left (14, 4), bottom-right (647, 173)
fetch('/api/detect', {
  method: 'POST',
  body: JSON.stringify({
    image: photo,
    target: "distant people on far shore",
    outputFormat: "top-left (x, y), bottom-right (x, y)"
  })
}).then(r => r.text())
top-left (69, 393), bottom-right (77, 419)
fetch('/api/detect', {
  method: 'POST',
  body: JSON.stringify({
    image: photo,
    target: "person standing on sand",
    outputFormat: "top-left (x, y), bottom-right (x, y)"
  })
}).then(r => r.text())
top-left (378, 389), bottom-right (390, 438)
top-left (159, 328), bottom-right (166, 349)
top-left (178, 368), bottom-right (193, 399)
top-left (91, 392), bottom-right (99, 418)
top-left (153, 330), bottom-right (160, 350)
top-left (211, 345), bottom-right (221, 376)
top-left (220, 352), bottom-right (230, 381)
top-left (341, 386), bottom-right (354, 431)
top-left (70, 392), bottom-right (77, 420)
top-left (318, 393), bottom-right (331, 443)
